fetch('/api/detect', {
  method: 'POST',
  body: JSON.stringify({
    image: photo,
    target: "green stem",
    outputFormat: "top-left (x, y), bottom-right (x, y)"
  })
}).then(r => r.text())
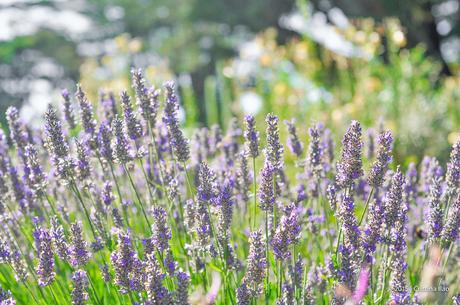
top-left (123, 163), bottom-right (153, 234)
top-left (265, 210), bottom-right (270, 305)
top-left (108, 163), bottom-right (131, 228)
top-left (358, 187), bottom-right (374, 225)
top-left (252, 157), bottom-right (257, 229)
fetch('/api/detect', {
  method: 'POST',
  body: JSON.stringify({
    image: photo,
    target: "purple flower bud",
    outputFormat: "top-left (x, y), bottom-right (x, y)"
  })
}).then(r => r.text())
top-left (33, 227), bottom-right (55, 286)
top-left (306, 124), bottom-right (323, 178)
top-left (284, 119), bottom-right (303, 157)
top-left (367, 130), bottom-right (393, 187)
top-left (336, 121), bottom-right (364, 188)
top-left (244, 115), bottom-right (260, 158)
top-left (97, 121), bottom-right (114, 163)
top-left (162, 81), bottom-right (190, 162)
top-left (75, 140), bottom-right (91, 181)
top-left (44, 106), bottom-right (75, 181)
top-left (70, 221), bottom-right (90, 268)
top-left (338, 194), bottom-right (361, 266)
top-left (145, 254), bottom-right (172, 303)
top-left (120, 90), bottom-right (143, 140)
top-left (441, 194), bottom-right (460, 247)
top-left (427, 177), bottom-right (443, 242)
top-left (112, 116), bottom-right (133, 164)
top-left (236, 282), bottom-right (251, 305)
top-left (75, 85), bottom-right (96, 136)
top-left (365, 128), bottom-right (375, 159)
top-left (101, 181), bottom-right (114, 207)
top-left (50, 216), bottom-right (69, 261)
top-left (453, 294), bottom-right (460, 305)
top-left (264, 113), bottom-right (283, 171)
top-left (151, 206), bottom-right (172, 252)
top-left (241, 230), bottom-right (266, 297)
top-left (362, 198), bottom-right (383, 263)
top-left (215, 179), bottom-right (234, 244)
top-left (111, 231), bottom-right (143, 293)
top-left (71, 270), bottom-right (89, 305)
top-left (24, 144), bottom-right (47, 196)
top-left (176, 271), bottom-right (190, 305)
top-left (131, 68), bottom-right (160, 127)
top-left (388, 191), bottom-right (410, 304)
top-left (6, 106), bottom-right (27, 151)
top-left (258, 160), bottom-right (275, 212)
top-left (0, 287), bottom-right (16, 305)
top-left (271, 204), bottom-right (301, 260)
top-left (446, 139), bottom-right (460, 197)
top-left (383, 167), bottom-right (405, 242)
top-left (61, 88), bottom-right (77, 129)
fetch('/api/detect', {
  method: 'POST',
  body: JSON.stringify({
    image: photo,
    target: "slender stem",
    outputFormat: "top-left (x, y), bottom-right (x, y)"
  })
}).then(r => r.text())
top-left (88, 275), bottom-right (103, 305)
top-left (358, 187), bottom-right (374, 225)
top-left (252, 157), bottom-right (257, 229)
top-left (47, 285), bottom-right (59, 305)
top-left (123, 163), bottom-right (152, 234)
top-left (71, 181), bottom-right (98, 240)
top-left (24, 281), bottom-right (41, 305)
top-left (108, 163), bottom-right (131, 228)
top-left (265, 210), bottom-right (270, 305)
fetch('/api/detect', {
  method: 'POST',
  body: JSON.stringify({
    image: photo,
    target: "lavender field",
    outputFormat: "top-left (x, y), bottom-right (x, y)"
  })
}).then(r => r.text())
top-left (0, 68), bottom-right (458, 305)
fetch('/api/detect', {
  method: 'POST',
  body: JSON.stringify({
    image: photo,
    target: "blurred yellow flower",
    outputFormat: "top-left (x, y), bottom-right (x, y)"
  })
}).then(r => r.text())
top-left (114, 34), bottom-right (130, 52)
top-left (129, 38), bottom-right (143, 53)
top-left (448, 132), bottom-right (459, 145)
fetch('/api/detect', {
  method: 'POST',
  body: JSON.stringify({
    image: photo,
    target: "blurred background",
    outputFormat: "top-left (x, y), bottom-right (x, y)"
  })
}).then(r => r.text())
top-left (0, 0), bottom-right (459, 165)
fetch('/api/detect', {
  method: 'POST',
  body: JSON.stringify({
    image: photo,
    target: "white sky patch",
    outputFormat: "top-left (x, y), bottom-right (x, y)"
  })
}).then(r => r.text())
top-left (0, 6), bottom-right (91, 41)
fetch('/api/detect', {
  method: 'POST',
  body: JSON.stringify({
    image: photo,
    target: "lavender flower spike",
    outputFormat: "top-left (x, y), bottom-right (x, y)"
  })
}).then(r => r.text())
top-left (306, 124), bottom-right (323, 178)
top-left (75, 140), bottom-right (91, 182)
top-left (163, 81), bottom-right (190, 162)
top-left (388, 187), bottom-right (410, 304)
top-left (33, 227), bottom-right (55, 286)
top-left (120, 90), bottom-right (143, 140)
top-left (175, 271), bottom-right (190, 305)
top-left (71, 270), bottom-right (89, 305)
top-left (44, 106), bottom-right (75, 181)
top-left (75, 84), bottom-right (96, 135)
top-left (244, 115), bottom-right (260, 158)
top-left (70, 221), bottom-right (90, 268)
top-left (97, 121), bottom-right (114, 163)
top-left (336, 120), bottom-right (364, 188)
top-left (112, 116), bottom-right (133, 164)
top-left (50, 216), bottom-right (69, 261)
top-left (427, 177), bottom-right (443, 242)
top-left (441, 194), bottom-right (460, 247)
top-left (446, 138), bottom-right (460, 196)
top-left (24, 144), bottom-right (47, 196)
top-left (241, 230), bottom-right (266, 297)
top-left (258, 160), bottom-right (275, 212)
top-left (131, 68), bottom-right (160, 127)
top-left (61, 88), bottom-right (77, 129)
top-left (145, 254), bottom-right (172, 304)
top-left (271, 204), bottom-right (301, 260)
top-left (111, 231), bottom-right (143, 293)
top-left (151, 206), bottom-right (172, 252)
top-left (5, 106), bottom-right (27, 151)
top-left (367, 130), bottom-right (393, 187)
top-left (284, 119), bottom-right (303, 157)
top-left (383, 167), bottom-right (405, 242)
top-left (265, 113), bottom-right (284, 171)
